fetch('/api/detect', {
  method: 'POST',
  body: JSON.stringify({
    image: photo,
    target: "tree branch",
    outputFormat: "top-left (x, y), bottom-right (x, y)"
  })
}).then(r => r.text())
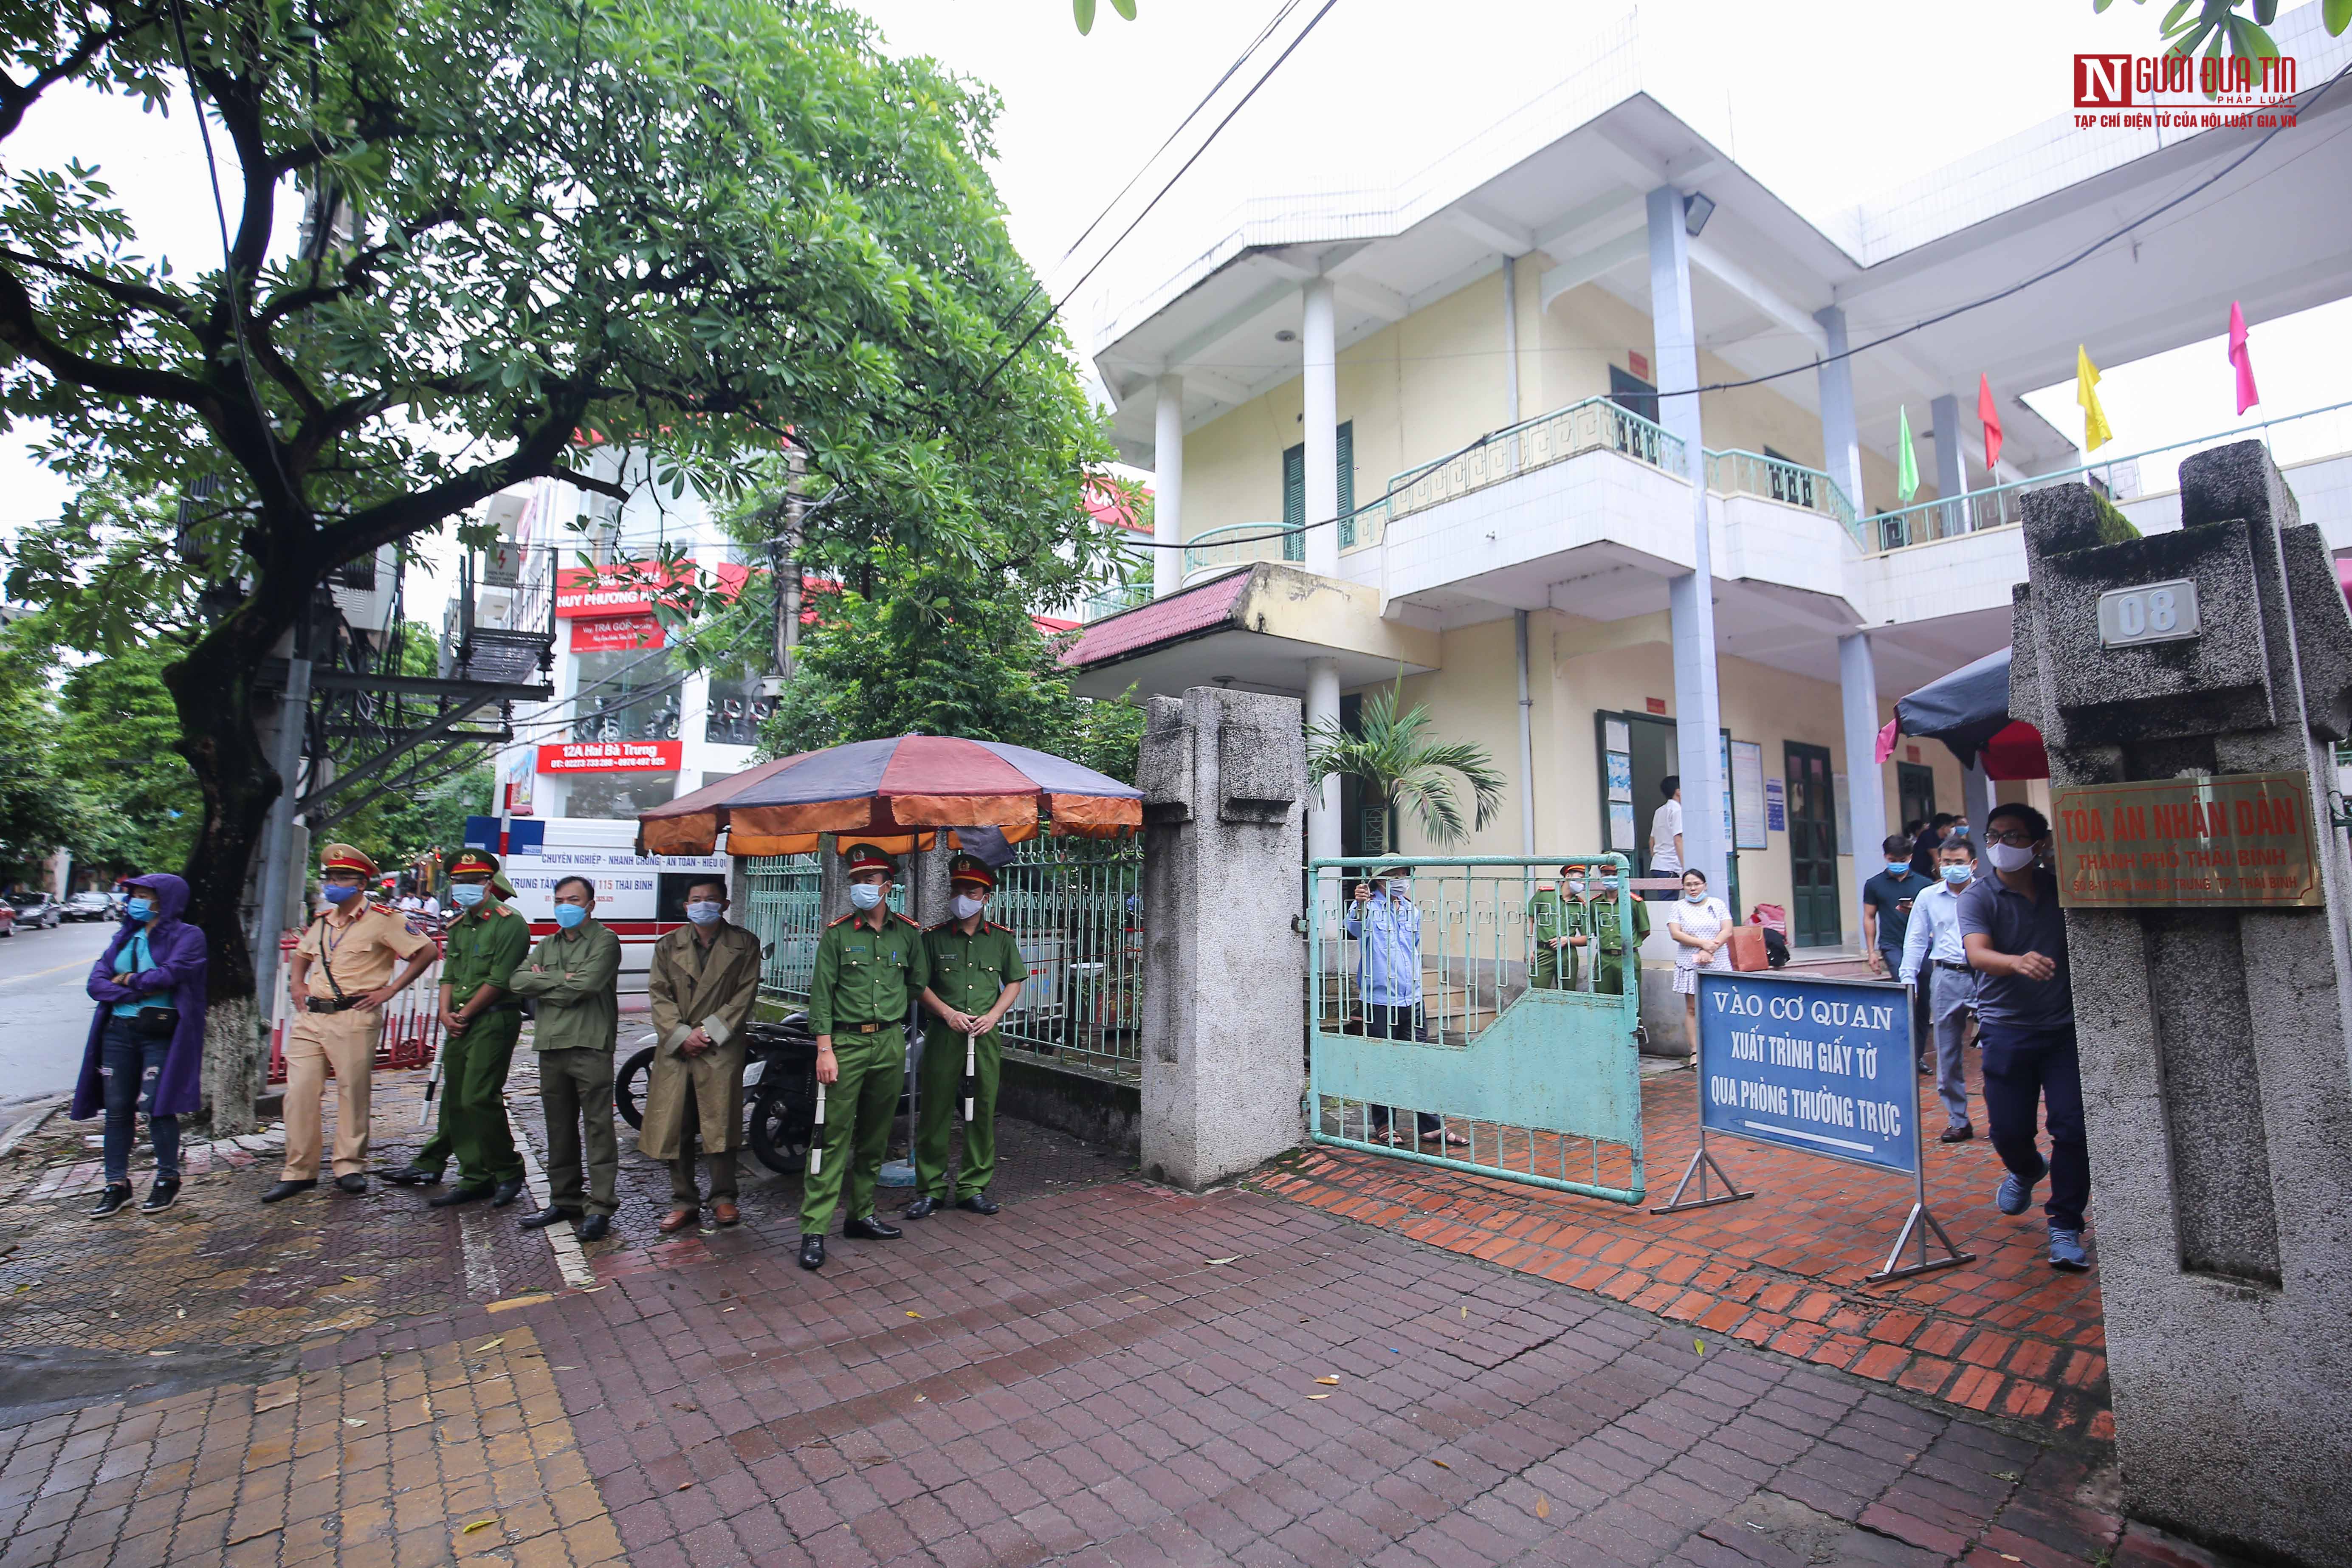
top-left (0, 246), bottom-right (203, 332)
top-left (0, 8), bottom-right (158, 144)
top-left (0, 264), bottom-right (214, 409)
top-left (550, 462), bottom-right (629, 502)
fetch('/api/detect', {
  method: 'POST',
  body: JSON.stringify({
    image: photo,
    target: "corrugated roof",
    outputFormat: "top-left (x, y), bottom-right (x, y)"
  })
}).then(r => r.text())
top-left (1058, 569), bottom-right (1251, 668)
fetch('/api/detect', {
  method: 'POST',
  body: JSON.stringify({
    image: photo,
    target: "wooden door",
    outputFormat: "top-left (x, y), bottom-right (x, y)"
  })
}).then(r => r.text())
top-left (1784, 742), bottom-right (1839, 947)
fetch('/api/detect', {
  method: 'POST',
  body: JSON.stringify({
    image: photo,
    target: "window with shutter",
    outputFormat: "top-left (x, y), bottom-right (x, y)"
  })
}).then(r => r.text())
top-left (1281, 442), bottom-right (1306, 561)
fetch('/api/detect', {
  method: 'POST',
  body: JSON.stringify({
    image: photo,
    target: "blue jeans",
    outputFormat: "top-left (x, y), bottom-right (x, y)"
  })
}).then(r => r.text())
top-left (1977, 1021), bottom-right (2086, 1232)
top-left (100, 1017), bottom-right (180, 1184)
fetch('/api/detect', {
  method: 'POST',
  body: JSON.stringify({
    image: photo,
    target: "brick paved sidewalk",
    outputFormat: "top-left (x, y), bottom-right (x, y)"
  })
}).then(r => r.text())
top-left (1261, 1057), bottom-right (2111, 1440)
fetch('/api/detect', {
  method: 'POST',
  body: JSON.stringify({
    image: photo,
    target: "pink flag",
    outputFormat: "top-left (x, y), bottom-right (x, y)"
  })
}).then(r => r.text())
top-left (1874, 717), bottom-right (1900, 765)
top-left (2229, 301), bottom-right (2260, 416)
top-left (1978, 373), bottom-right (2003, 473)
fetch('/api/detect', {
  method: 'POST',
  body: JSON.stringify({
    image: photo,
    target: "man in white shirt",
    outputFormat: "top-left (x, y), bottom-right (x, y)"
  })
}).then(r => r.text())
top-left (1900, 834), bottom-right (1980, 1141)
top-left (1647, 776), bottom-right (1684, 894)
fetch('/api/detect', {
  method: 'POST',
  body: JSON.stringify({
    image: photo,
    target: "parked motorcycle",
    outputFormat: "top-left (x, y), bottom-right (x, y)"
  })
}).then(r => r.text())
top-left (613, 1010), bottom-right (919, 1175)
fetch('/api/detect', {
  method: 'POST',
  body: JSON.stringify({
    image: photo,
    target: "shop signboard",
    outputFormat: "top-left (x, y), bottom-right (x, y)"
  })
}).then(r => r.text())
top-left (2051, 769), bottom-right (2322, 908)
top-left (569, 613), bottom-right (666, 653)
top-left (553, 559), bottom-right (751, 619)
top-left (536, 739), bottom-right (682, 775)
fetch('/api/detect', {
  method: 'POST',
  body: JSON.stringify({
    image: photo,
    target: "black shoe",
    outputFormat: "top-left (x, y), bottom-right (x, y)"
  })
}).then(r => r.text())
top-left (429, 1184), bottom-right (494, 1209)
top-left (956, 1193), bottom-right (1000, 1216)
top-left (91, 1182), bottom-right (134, 1218)
top-left (798, 1234), bottom-right (826, 1270)
top-left (1939, 1123), bottom-right (1976, 1143)
top-left (141, 1178), bottom-right (180, 1213)
top-left (519, 1207), bottom-right (582, 1231)
top-left (383, 1165), bottom-right (442, 1187)
top-left (577, 1213), bottom-right (612, 1243)
top-left (903, 1196), bottom-right (939, 1220)
top-left (262, 1179), bottom-right (316, 1204)
top-left (490, 1178), bottom-right (526, 1209)
top-left (335, 1173), bottom-right (368, 1195)
top-left (842, 1215), bottom-right (902, 1241)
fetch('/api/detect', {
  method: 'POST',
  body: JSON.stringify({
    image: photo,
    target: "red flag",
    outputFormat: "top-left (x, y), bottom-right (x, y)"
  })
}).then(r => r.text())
top-left (2228, 301), bottom-right (2259, 417)
top-left (1978, 373), bottom-right (2003, 473)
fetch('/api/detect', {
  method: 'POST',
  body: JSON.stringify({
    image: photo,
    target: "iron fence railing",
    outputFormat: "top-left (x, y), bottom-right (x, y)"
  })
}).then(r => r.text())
top-left (1705, 449), bottom-right (1861, 548)
top-left (1387, 396), bottom-right (1686, 523)
top-left (1078, 581), bottom-right (1152, 621)
top-left (1179, 521), bottom-right (1299, 587)
top-left (993, 836), bottom-right (1144, 1081)
top-left (743, 852), bottom-right (824, 1005)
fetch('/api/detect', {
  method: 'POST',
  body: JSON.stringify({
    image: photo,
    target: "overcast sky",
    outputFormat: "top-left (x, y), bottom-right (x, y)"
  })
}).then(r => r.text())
top-left (4, 0), bottom-right (2346, 626)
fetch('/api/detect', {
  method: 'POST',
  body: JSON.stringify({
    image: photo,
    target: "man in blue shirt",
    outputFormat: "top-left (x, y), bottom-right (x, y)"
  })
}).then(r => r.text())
top-left (1863, 833), bottom-right (1937, 1072)
top-left (1956, 803), bottom-right (2089, 1273)
top-left (1343, 870), bottom-right (1462, 1148)
top-left (1900, 835), bottom-right (1980, 1143)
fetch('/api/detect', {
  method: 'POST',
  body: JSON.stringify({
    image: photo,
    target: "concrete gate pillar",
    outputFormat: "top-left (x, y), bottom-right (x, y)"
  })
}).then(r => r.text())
top-left (2011, 443), bottom-right (2352, 1567)
top-left (1137, 687), bottom-right (1306, 1190)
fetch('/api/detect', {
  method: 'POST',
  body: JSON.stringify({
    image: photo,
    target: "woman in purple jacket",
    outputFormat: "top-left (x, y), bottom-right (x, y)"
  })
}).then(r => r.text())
top-left (79, 873), bottom-right (208, 1216)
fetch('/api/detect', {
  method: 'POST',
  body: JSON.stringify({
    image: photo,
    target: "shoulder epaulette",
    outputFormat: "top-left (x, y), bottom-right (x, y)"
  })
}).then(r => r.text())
top-left (827, 911), bottom-right (859, 928)
top-left (896, 912), bottom-right (919, 927)
top-left (987, 922), bottom-right (1013, 934)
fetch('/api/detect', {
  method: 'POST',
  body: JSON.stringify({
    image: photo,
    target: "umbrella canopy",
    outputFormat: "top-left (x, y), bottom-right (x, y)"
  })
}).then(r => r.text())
top-left (637, 735), bottom-right (1142, 857)
top-left (1890, 648), bottom-right (2049, 780)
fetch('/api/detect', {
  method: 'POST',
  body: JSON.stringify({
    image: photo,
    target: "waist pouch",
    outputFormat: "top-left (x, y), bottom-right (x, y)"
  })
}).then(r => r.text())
top-left (133, 1007), bottom-right (180, 1040)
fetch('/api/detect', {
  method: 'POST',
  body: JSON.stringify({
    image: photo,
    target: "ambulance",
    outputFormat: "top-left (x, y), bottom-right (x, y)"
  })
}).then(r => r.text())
top-left (466, 815), bottom-right (730, 1001)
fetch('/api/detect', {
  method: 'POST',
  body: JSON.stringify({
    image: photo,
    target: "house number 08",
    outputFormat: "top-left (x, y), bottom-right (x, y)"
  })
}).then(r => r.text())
top-left (2097, 578), bottom-right (2202, 649)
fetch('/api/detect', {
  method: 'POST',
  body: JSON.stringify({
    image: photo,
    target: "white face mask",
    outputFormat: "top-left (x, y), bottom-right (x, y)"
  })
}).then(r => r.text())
top-left (685, 901), bottom-right (724, 925)
top-left (1388, 881), bottom-right (1411, 900)
top-left (1565, 879), bottom-right (1585, 896)
top-left (849, 883), bottom-right (886, 911)
top-left (1684, 890), bottom-right (1706, 903)
top-left (1985, 841), bottom-right (2038, 873)
top-left (952, 894), bottom-right (987, 921)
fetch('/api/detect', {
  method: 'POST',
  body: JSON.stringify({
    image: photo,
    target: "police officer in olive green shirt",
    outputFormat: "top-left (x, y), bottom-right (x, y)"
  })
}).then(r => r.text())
top-left (1527, 863), bottom-right (1593, 990)
top-left (908, 854), bottom-right (1027, 1219)
top-left (387, 849), bottom-right (528, 1205)
top-left (1584, 865), bottom-right (1651, 997)
top-left (799, 843), bottom-right (929, 1271)
top-left (505, 874), bottom-right (623, 1241)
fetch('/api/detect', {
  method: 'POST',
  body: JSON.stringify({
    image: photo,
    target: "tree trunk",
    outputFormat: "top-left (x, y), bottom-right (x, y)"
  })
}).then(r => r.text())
top-left (163, 601), bottom-right (296, 1135)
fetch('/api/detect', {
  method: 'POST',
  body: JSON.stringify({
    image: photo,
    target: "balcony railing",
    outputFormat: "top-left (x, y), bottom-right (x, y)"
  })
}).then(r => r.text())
top-left (1181, 521), bottom-right (1299, 587)
top-left (1704, 449), bottom-right (1861, 550)
top-left (1864, 398), bottom-right (2352, 554)
top-left (1387, 396), bottom-right (1687, 522)
top-left (1078, 581), bottom-right (1151, 621)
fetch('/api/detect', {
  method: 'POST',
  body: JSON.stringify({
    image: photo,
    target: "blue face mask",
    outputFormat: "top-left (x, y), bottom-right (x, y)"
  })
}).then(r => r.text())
top-left (553, 903), bottom-right (588, 929)
top-left (125, 897), bottom-right (152, 922)
top-left (849, 883), bottom-right (886, 911)
top-left (1941, 864), bottom-right (1971, 886)
top-left (449, 883), bottom-right (486, 908)
top-left (321, 882), bottom-right (360, 905)
top-left (1886, 862), bottom-right (1911, 877)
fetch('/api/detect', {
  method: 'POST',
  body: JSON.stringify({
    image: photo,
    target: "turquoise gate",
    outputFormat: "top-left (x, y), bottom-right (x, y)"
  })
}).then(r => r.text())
top-left (1307, 855), bottom-right (1647, 1204)
top-left (742, 852), bottom-right (824, 1004)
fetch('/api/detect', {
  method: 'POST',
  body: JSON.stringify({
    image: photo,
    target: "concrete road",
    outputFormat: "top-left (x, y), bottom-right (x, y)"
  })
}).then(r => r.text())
top-left (0, 920), bottom-right (116, 1104)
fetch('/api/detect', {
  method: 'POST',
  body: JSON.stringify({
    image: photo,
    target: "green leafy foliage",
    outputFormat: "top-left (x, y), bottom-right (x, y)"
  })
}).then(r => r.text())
top-left (2097, 0), bottom-right (2341, 70)
top-left (1305, 684), bottom-right (1508, 849)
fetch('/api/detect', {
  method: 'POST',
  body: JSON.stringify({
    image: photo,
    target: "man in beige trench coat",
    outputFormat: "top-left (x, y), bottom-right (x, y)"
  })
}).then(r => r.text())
top-left (643, 874), bottom-right (764, 1232)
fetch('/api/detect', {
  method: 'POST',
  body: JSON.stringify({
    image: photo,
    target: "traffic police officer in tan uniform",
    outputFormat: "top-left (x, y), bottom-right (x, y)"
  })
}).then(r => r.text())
top-left (266, 844), bottom-right (437, 1202)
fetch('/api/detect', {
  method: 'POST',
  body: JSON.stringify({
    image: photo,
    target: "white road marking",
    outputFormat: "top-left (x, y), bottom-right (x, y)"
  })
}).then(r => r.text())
top-left (508, 1092), bottom-right (598, 1290)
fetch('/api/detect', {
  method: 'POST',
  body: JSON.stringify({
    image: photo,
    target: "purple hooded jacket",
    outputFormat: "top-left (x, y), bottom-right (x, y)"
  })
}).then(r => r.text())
top-left (76, 873), bottom-right (209, 1120)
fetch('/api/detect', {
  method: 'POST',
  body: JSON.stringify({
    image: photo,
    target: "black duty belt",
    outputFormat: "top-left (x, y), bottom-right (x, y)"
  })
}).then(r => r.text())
top-left (838, 1021), bottom-right (890, 1033)
top-left (1932, 960), bottom-right (1975, 973)
top-left (306, 996), bottom-right (361, 1014)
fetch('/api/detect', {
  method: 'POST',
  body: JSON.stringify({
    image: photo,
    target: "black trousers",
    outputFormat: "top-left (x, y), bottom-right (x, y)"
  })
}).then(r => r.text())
top-left (1362, 1004), bottom-right (1441, 1136)
top-left (1978, 1021), bottom-right (2088, 1232)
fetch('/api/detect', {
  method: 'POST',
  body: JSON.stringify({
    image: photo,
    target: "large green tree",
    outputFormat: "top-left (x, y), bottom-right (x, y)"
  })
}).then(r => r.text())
top-left (0, 0), bottom-right (1117, 1117)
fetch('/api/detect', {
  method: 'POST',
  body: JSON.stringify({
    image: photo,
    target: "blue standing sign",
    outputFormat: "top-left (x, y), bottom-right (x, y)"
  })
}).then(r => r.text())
top-left (1698, 971), bottom-right (1915, 1174)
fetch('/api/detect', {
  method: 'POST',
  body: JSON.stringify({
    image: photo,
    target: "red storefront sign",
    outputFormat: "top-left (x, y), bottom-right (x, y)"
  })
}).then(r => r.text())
top-left (569, 613), bottom-right (666, 653)
top-left (536, 740), bottom-right (683, 775)
top-left (553, 560), bottom-right (750, 619)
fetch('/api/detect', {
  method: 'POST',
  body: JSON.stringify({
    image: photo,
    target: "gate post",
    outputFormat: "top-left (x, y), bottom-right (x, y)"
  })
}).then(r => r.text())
top-left (1138, 687), bottom-right (1306, 1189)
top-left (2012, 443), bottom-right (2352, 1568)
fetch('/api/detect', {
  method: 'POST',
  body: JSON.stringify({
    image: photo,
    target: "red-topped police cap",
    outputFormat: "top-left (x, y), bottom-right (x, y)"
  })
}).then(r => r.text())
top-left (318, 843), bottom-right (378, 878)
top-left (449, 848), bottom-right (502, 877)
top-left (946, 853), bottom-right (996, 890)
top-left (841, 843), bottom-right (898, 877)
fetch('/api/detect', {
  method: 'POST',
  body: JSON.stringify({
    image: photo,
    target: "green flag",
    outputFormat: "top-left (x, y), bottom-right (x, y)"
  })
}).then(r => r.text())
top-left (1895, 403), bottom-right (1919, 504)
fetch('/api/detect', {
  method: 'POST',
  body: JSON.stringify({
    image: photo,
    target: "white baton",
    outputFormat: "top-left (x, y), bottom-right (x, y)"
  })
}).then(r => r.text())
top-left (809, 1077), bottom-right (826, 1176)
top-left (962, 1029), bottom-right (977, 1122)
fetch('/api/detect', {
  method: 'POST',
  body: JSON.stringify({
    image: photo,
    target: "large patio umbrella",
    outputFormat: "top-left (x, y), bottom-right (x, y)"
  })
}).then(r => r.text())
top-left (1877, 648), bottom-right (2050, 780)
top-left (636, 735), bottom-right (1142, 857)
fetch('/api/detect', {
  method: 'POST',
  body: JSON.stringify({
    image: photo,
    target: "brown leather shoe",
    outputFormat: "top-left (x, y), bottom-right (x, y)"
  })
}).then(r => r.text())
top-left (712, 1201), bottom-right (741, 1227)
top-left (659, 1207), bottom-right (699, 1234)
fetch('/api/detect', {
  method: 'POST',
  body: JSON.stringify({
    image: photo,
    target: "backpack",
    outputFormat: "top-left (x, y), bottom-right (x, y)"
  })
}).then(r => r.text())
top-left (1761, 927), bottom-right (1790, 968)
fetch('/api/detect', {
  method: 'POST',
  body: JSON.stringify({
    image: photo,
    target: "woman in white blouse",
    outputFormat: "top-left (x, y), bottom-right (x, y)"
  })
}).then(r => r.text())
top-left (1667, 867), bottom-right (1734, 1055)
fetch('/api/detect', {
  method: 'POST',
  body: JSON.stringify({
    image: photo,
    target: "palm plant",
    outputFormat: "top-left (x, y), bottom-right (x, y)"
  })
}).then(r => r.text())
top-left (1305, 684), bottom-right (1508, 851)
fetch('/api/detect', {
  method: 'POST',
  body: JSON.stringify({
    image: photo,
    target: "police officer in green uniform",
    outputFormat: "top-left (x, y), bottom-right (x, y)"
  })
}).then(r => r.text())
top-left (1584, 863), bottom-right (1651, 998)
top-left (799, 843), bottom-right (930, 1271)
top-left (1526, 863), bottom-right (1592, 990)
top-left (907, 854), bottom-right (1027, 1220)
top-left (385, 849), bottom-right (528, 1206)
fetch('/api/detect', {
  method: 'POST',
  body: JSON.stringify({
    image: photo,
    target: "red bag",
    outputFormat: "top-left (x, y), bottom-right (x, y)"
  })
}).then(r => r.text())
top-left (1748, 902), bottom-right (1788, 933)
top-left (1726, 925), bottom-right (1769, 973)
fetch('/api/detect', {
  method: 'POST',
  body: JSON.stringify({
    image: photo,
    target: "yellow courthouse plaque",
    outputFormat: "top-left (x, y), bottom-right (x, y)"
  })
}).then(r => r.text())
top-left (2050, 770), bottom-right (2323, 909)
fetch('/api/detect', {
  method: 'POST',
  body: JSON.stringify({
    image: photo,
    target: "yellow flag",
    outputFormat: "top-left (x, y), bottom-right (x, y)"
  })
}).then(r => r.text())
top-left (2076, 345), bottom-right (2112, 453)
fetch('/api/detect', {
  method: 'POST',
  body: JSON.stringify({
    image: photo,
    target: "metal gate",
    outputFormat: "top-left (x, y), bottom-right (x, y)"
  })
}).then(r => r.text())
top-left (993, 836), bottom-right (1144, 1081)
top-left (1307, 855), bottom-right (1646, 1203)
top-left (743, 852), bottom-right (824, 1004)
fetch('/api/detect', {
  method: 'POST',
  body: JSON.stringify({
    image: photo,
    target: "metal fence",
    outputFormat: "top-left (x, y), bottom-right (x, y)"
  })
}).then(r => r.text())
top-left (1704, 448), bottom-right (1861, 548)
top-left (993, 836), bottom-right (1145, 1081)
top-left (1387, 397), bottom-right (1686, 522)
top-left (1306, 855), bottom-right (1647, 1204)
top-left (743, 852), bottom-right (825, 1005)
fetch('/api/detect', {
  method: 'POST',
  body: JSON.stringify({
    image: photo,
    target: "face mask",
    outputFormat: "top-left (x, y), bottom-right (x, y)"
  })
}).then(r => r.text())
top-left (449, 883), bottom-right (486, 908)
top-left (1684, 889), bottom-right (1706, 903)
top-left (1941, 865), bottom-right (1971, 886)
top-left (1886, 862), bottom-right (1911, 877)
top-left (1986, 841), bottom-right (2038, 873)
top-left (849, 883), bottom-right (886, 911)
top-left (1951, 823), bottom-right (1969, 838)
top-left (125, 897), bottom-right (152, 922)
top-left (686, 901), bottom-right (724, 925)
top-left (952, 894), bottom-right (987, 921)
top-left (1565, 880), bottom-right (1585, 896)
top-left (321, 883), bottom-right (360, 905)
top-left (1388, 882), bottom-right (1411, 900)
top-left (1599, 879), bottom-right (1619, 894)
top-left (553, 903), bottom-right (588, 929)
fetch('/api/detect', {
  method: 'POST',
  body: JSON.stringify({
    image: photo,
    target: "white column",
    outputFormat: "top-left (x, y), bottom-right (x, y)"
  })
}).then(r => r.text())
top-left (1153, 373), bottom-right (1184, 599)
top-left (1306, 657), bottom-right (1342, 864)
top-left (1301, 279), bottom-right (1340, 578)
top-left (1647, 186), bottom-right (1727, 894)
top-left (1838, 632), bottom-right (1888, 940)
top-left (1814, 305), bottom-right (1866, 519)
top-left (1932, 391), bottom-right (1965, 535)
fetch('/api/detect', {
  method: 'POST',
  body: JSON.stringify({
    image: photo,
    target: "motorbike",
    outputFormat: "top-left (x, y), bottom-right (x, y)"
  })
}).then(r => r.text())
top-left (614, 1009), bottom-right (921, 1175)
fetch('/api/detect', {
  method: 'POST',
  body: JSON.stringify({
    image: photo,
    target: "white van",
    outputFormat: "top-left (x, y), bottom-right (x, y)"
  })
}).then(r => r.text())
top-left (499, 817), bottom-right (732, 1001)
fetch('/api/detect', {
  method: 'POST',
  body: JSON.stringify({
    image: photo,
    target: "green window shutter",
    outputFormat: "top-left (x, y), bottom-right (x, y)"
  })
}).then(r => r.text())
top-left (1281, 442), bottom-right (1306, 561)
top-left (1335, 420), bottom-right (1355, 550)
